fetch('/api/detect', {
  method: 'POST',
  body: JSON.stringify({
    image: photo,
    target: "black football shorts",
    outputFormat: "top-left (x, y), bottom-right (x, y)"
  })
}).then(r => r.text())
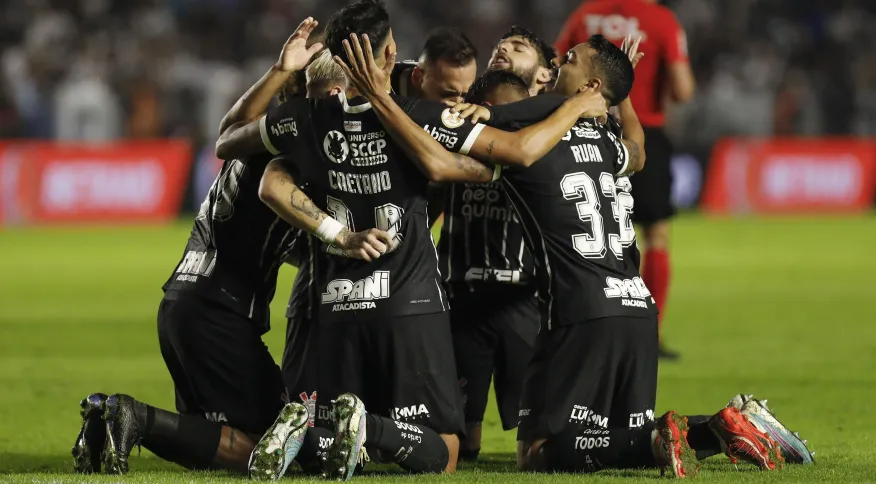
top-left (631, 127), bottom-right (676, 225)
top-left (157, 293), bottom-right (285, 436)
top-left (296, 311), bottom-right (465, 436)
top-left (450, 285), bottom-right (539, 430)
top-left (517, 316), bottom-right (658, 442)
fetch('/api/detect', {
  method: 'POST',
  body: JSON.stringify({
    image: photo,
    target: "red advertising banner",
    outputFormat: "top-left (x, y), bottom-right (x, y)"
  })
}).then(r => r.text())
top-left (0, 140), bottom-right (192, 225)
top-left (702, 138), bottom-right (876, 214)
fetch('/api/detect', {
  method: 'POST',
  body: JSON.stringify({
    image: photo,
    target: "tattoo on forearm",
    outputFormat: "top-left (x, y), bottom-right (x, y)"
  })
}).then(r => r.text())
top-left (453, 153), bottom-right (492, 180)
top-left (623, 140), bottom-right (641, 172)
top-left (268, 161), bottom-right (292, 186)
top-left (337, 227), bottom-right (350, 243)
top-left (486, 140), bottom-right (495, 161)
top-left (289, 185), bottom-right (326, 222)
top-left (228, 429), bottom-right (236, 450)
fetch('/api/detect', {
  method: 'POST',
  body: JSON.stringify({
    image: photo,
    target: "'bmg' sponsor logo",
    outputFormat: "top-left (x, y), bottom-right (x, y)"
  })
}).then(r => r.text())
top-left (422, 125), bottom-right (459, 150)
top-left (322, 271), bottom-right (390, 311)
top-left (270, 118), bottom-right (298, 137)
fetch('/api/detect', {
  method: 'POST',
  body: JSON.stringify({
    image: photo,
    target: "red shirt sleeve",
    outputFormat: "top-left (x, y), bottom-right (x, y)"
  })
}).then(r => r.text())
top-left (555, 4), bottom-right (588, 56)
top-left (660, 11), bottom-right (689, 63)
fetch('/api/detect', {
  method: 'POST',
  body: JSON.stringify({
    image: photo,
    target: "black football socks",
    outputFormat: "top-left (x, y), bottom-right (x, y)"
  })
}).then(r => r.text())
top-left (685, 415), bottom-right (722, 460)
top-left (132, 400), bottom-right (222, 470)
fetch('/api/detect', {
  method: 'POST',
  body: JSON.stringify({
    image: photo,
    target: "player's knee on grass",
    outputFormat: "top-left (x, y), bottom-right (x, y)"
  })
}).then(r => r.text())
top-left (459, 423), bottom-right (481, 461)
top-left (516, 439), bottom-right (548, 471)
top-left (440, 433), bottom-right (459, 473)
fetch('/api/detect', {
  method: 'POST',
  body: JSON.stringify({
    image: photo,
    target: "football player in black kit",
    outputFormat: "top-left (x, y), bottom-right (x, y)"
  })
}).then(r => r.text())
top-left (215, 1), bottom-right (608, 479)
top-left (336, 31), bottom-right (809, 477)
top-left (488, 26), bottom-right (555, 96)
top-left (68, 19), bottom-right (390, 477)
top-left (279, 26), bottom-right (480, 471)
top-left (437, 26), bottom-right (555, 461)
top-left (280, 24), bottom-right (477, 436)
top-left (390, 27), bottom-right (477, 104)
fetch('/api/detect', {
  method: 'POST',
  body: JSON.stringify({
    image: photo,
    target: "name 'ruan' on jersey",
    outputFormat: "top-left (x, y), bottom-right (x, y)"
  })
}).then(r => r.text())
top-left (488, 95), bottom-right (658, 329)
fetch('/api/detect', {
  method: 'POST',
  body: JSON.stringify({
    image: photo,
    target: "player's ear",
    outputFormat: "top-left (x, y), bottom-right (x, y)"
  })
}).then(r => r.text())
top-left (584, 77), bottom-right (602, 92)
top-left (411, 65), bottom-right (424, 88)
top-left (535, 66), bottom-right (552, 86)
top-left (329, 86), bottom-right (343, 96)
top-left (379, 43), bottom-right (394, 68)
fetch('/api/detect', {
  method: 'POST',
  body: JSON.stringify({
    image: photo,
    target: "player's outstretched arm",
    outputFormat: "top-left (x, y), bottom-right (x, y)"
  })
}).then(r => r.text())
top-left (216, 120), bottom-right (265, 160)
top-left (447, 93), bottom-right (566, 127)
top-left (614, 35), bottom-right (646, 175)
top-left (615, 97), bottom-right (645, 175)
top-left (466, 88), bottom-right (607, 168)
top-left (259, 159), bottom-right (395, 261)
top-left (218, 17), bottom-right (322, 135)
top-left (334, 34), bottom-right (498, 183)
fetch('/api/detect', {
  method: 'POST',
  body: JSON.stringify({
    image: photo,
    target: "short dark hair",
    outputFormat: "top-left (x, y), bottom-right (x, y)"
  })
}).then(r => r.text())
top-left (420, 28), bottom-right (477, 68)
top-left (278, 33), bottom-right (325, 103)
top-left (277, 70), bottom-right (307, 104)
top-left (499, 26), bottom-right (555, 69)
top-left (465, 70), bottom-right (530, 105)
top-left (324, 0), bottom-right (391, 65)
top-left (586, 34), bottom-right (634, 106)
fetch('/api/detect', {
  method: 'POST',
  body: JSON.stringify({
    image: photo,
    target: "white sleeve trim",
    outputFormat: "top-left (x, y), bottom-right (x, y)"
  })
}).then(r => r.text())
top-left (458, 123), bottom-right (486, 155)
top-left (615, 140), bottom-right (630, 176)
top-left (491, 164), bottom-right (503, 181)
top-left (259, 116), bottom-right (281, 155)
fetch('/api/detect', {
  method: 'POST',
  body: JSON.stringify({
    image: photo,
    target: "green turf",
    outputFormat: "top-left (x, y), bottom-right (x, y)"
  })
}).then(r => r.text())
top-left (1, 215), bottom-right (875, 482)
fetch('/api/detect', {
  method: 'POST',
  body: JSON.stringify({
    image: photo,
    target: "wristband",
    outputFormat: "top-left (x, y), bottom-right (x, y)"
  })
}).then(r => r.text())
top-left (315, 217), bottom-right (344, 245)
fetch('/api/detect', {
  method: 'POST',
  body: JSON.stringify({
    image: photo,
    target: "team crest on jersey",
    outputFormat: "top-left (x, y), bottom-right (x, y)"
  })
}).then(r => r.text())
top-left (440, 108), bottom-right (465, 129)
top-left (299, 391), bottom-right (318, 427)
top-left (323, 131), bottom-right (350, 163)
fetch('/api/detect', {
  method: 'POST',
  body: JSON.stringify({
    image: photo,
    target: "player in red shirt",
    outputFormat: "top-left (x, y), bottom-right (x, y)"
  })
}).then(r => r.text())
top-left (555, 0), bottom-right (695, 359)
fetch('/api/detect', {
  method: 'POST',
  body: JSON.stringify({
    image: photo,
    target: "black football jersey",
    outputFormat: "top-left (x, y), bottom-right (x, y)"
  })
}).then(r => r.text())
top-left (260, 92), bottom-right (489, 323)
top-left (390, 60), bottom-right (419, 96)
top-left (437, 181), bottom-right (534, 292)
top-left (488, 96), bottom-right (658, 329)
top-left (285, 233), bottom-right (315, 322)
top-left (162, 153), bottom-right (300, 332)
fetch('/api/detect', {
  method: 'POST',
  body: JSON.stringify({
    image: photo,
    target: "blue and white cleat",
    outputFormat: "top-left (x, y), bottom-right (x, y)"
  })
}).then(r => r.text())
top-left (739, 399), bottom-right (814, 465)
top-left (323, 394), bottom-right (367, 481)
top-left (248, 402), bottom-right (311, 480)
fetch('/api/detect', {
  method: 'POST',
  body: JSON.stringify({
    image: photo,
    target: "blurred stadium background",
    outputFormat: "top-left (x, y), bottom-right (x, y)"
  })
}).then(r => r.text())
top-left (1, 0), bottom-right (875, 481)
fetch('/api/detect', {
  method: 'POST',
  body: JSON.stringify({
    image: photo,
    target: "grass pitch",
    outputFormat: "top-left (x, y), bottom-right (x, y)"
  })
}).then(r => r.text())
top-left (1, 215), bottom-right (875, 483)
